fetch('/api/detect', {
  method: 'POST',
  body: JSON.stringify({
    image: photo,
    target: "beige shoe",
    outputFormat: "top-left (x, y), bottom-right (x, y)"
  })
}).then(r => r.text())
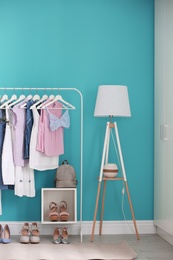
top-left (20, 223), bottom-right (30, 244)
top-left (30, 222), bottom-right (40, 244)
top-left (0, 224), bottom-right (3, 242)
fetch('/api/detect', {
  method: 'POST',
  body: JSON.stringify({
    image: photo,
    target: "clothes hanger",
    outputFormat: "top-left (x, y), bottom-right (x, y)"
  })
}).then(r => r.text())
top-left (30, 94), bottom-right (48, 109)
top-left (32, 94), bottom-right (40, 101)
top-left (41, 95), bottom-right (75, 110)
top-left (32, 88), bottom-right (40, 102)
top-left (7, 94), bottom-right (26, 108)
top-left (37, 94), bottom-right (55, 109)
top-left (0, 94), bottom-right (17, 109)
top-left (0, 94), bottom-right (8, 104)
top-left (20, 94), bottom-right (33, 108)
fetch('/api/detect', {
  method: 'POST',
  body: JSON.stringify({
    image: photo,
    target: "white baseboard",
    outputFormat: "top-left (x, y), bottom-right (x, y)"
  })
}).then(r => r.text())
top-left (81, 220), bottom-right (156, 235)
top-left (0, 220), bottom-right (156, 236)
top-left (156, 226), bottom-right (173, 246)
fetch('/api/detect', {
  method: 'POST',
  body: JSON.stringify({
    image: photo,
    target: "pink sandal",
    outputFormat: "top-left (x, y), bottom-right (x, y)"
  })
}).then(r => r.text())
top-left (49, 202), bottom-right (59, 221)
top-left (59, 201), bottom-right (70, 221)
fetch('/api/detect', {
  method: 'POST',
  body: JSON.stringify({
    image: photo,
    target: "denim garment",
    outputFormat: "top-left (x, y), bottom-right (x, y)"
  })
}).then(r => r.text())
top-left (23, 99), bottom-right (35, 159)
top-left (0, 109), bottom-right (7, 190)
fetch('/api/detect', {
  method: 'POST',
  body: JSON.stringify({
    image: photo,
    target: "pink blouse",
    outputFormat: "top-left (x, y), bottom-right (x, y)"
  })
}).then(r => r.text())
top-left (36, 101), bottom-right (64, 156)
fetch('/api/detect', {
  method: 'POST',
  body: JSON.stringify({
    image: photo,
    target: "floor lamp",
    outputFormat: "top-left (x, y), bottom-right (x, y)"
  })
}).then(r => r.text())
top-left (91, 85), bottom-right (140, 241)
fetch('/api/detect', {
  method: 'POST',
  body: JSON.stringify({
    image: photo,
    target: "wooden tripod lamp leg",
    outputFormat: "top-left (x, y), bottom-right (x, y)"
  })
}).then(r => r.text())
top-left (91, 122), bottom-right (110, 242)
top-left (125, 181), bottom-right (140, 240)
top-left (99, 180), bottom-right (106, 235)
top-left (90, 181), bottom-right (102, 242)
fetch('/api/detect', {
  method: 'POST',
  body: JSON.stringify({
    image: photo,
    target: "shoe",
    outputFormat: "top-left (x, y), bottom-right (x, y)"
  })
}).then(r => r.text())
top-left (59, 201), bottom-right (70, 221)
top-left (52, 227), bottom-right (61, 244)
top-left (20, 223), bottom-right (30, 244)
top-left (61, 227), bottom-right (70, 244)
top-left (49, 202), bottom-right (59, 221)
top-left (1, 224), bottom-right (11, 244)
top-left (30, 222), bottom-right (40, 244)
top-left (0, 224), bottom-right (2, 243)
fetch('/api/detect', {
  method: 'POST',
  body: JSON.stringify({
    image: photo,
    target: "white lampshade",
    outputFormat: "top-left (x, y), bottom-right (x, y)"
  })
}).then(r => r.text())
top-left (94, 85), bottom-right (131, 117)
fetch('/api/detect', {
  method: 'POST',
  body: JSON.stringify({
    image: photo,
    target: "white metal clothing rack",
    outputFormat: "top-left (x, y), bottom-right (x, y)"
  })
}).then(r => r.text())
top-left (0, 87), bottom-right (83, 242)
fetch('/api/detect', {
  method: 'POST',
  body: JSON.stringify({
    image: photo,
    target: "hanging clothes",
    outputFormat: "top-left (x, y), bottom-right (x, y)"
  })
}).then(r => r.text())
top-left (10, 99), bottom-right (35, 197)
top-left (0, 89), bottom-right (75, 202)
top-left (0, 191), bottom-right (1, 215)
top-left (14, 165), bottom-right (35, 197)
top-left (36, 101), bottom-right (64, 156)
top-left (0, 109), bottom-right (7, 190)
top-left (0, 108), bottom-right (7, 216)
top-left (12, 99), bottom-right (28, 166)
top-left (23, 99), bottom-right (35, 159)
top-left (2, 108), bottom-right (15, 185)
top-left (29, 108), bottom-right (59, 170)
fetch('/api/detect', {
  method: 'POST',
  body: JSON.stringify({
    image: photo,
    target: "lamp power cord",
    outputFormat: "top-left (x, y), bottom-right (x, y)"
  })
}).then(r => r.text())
top-left (111, 129), bottom-right (135, 235)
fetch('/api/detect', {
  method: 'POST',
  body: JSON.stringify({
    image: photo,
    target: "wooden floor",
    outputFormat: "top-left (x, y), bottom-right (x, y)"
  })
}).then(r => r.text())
top-left (1, 234), bottom-right (173, 259)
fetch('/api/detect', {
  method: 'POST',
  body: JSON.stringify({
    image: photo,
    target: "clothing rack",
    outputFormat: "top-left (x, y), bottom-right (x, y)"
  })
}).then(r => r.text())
top-left (0, 87), bottom-right (83, 242)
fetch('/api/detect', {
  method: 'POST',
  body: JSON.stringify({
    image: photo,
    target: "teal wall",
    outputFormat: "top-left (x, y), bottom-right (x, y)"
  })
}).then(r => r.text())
top-left (0, 0), bottom-right (154, 222)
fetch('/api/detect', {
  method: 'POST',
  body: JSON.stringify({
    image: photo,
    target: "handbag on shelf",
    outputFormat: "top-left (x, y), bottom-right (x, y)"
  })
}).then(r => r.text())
top-left (54, 160), bottom-right (78, 188)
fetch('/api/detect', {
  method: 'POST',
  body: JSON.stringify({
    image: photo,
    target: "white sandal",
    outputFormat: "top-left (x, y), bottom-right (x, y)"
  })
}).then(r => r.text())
top-left (30, 222), bottom-right (40, 244)
top-left (20, 223), bottom-right (30, 244)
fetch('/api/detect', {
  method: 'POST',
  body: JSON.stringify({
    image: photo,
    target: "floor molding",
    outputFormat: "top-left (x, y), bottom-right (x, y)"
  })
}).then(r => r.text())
top-left (1, 220), bottom-right (156, 236)
top-left (156, 226), bottom-right (173, 246)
